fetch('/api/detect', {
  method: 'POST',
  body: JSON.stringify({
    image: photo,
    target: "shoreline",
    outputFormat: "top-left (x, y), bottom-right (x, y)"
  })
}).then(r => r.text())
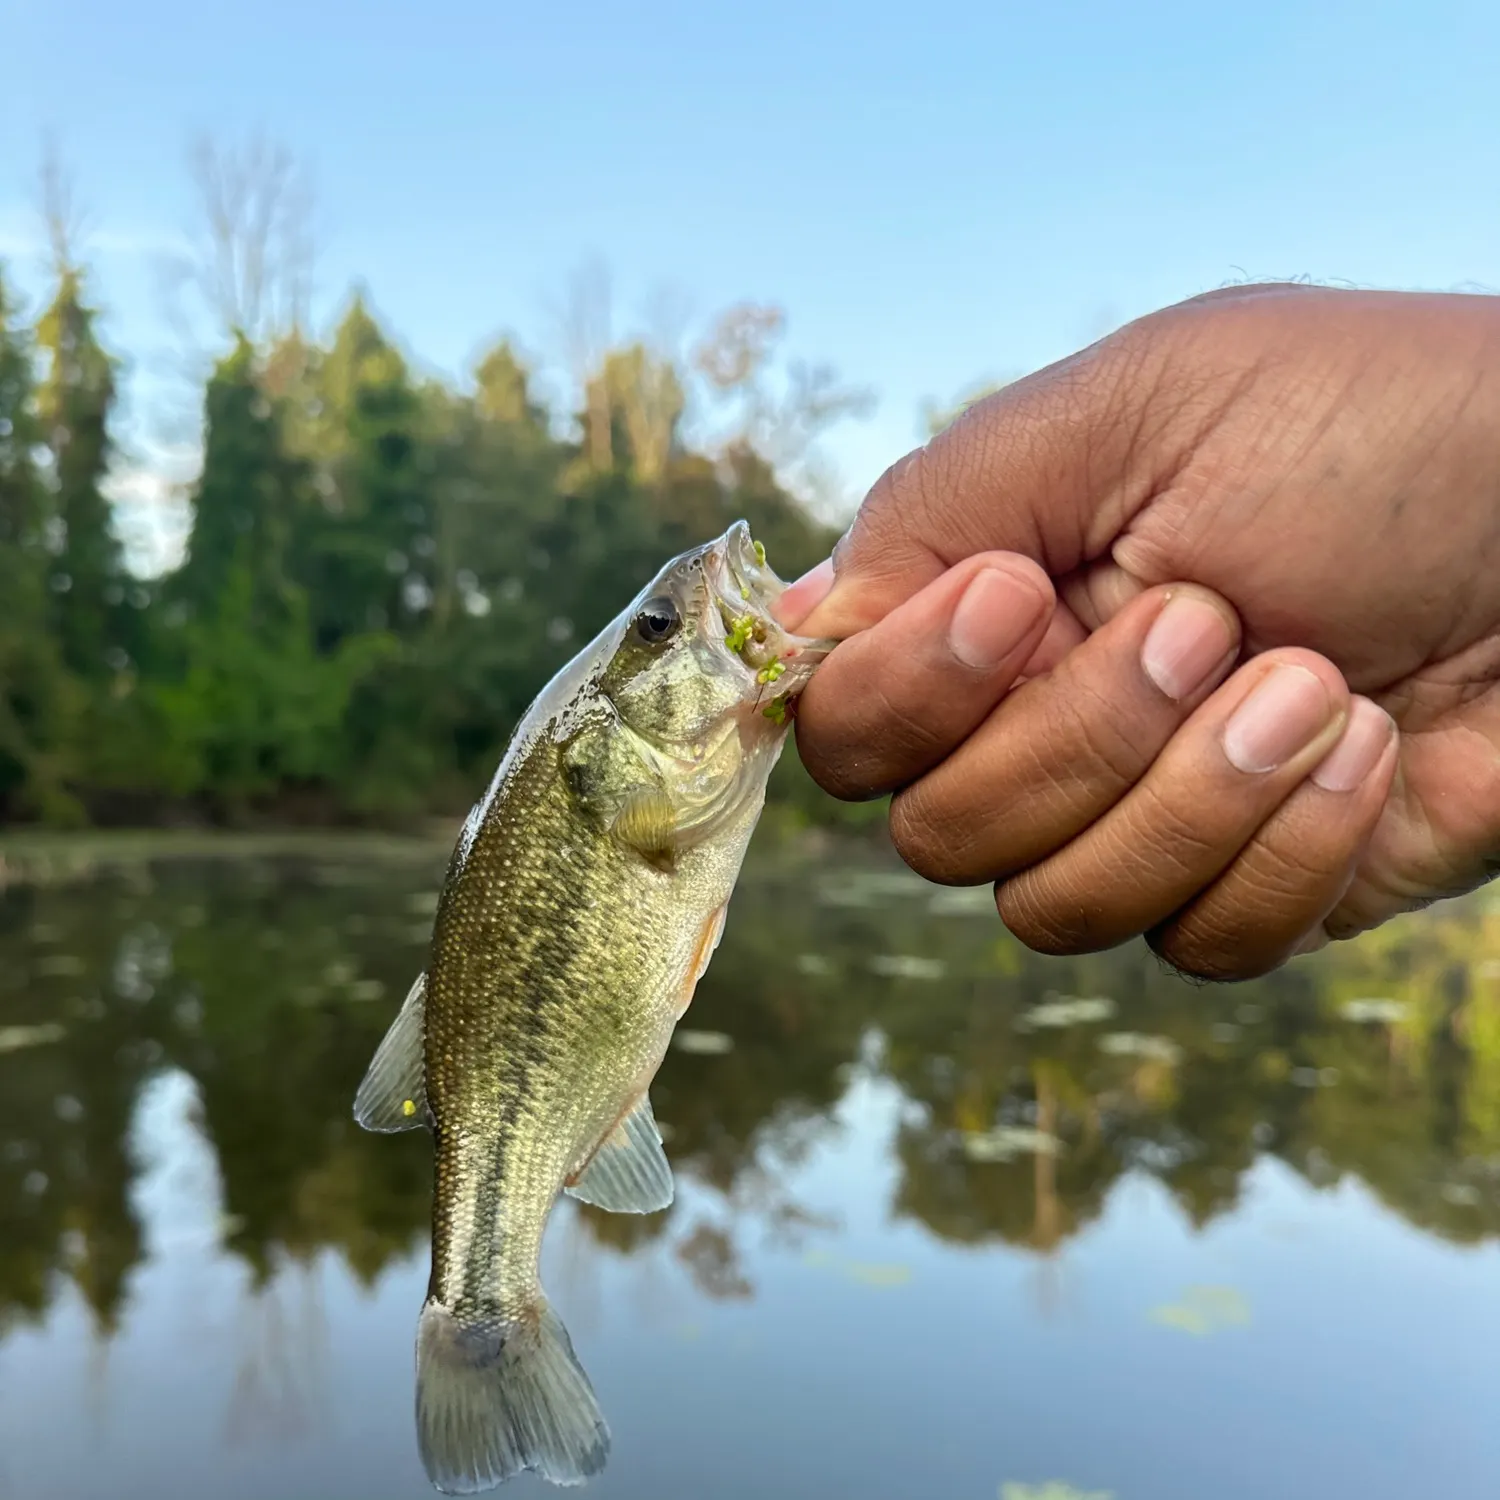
top-left (0, 813), bottom-right (889, 890)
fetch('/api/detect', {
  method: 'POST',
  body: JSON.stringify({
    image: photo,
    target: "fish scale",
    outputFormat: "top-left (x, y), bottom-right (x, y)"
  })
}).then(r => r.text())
top-left (426, 738), bottom-right (702, 1324)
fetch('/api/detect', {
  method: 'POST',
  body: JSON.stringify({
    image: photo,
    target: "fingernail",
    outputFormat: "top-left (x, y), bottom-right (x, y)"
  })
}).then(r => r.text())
top-left (949, 567), bottom-right (1047, 670)
top-left (1222, 665), bottom-right (1335, 773)
top-left (1312, 696), bottom-right (1395, 792)
top-left (775, 558), bottom-right (834, 629)
top-left (1141, 593), bottom-right (1237, 701)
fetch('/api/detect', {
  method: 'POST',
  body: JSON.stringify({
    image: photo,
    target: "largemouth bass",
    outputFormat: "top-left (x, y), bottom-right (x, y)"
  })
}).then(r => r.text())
top-left (354, 521), bottom-right (830, 1493)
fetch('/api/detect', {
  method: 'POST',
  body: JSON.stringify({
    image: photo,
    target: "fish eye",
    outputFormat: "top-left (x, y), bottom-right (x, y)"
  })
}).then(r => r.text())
top-left (634, 596), bottom-right (680, 645)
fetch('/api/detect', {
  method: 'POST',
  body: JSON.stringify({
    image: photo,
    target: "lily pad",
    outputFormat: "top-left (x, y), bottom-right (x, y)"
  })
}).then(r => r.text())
top-left (0, 1023), bottom-right (67, 1055)
top-left (673, 1029), bottom-right (734, 1056)
top-left (1150, 1284), bottom-right (1251, 1336)
top-left (1339, 997), bottom-right (1410, 1024)
top-left (1098, 1031), bottom-right (1183, 1064)
top-left (1016, 995), bottom-right (1116, 1031)
top-left (869, 954), bottom-right (947, 981)
top-left (1001, 1484), bottom-right (1113, 1500)
top-left (962, 1126), bottom-right (1062, 1163)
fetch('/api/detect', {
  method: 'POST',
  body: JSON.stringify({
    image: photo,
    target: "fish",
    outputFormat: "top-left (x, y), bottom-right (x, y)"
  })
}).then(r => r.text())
top-left (353, 520), bottom-right (831, 1493)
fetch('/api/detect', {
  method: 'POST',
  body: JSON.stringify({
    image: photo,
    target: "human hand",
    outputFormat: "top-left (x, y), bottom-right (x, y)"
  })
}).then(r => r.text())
top-left (780, 285), bottom-right (1500, 979)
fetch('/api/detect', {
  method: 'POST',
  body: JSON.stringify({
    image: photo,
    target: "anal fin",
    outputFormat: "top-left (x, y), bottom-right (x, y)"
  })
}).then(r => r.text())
top-left (353, 972), bottom-right (429, 1132)
top-left (685, 902), bottom-right (727, 1009)
top-left (566, 1093), bottom-right (674, 1214)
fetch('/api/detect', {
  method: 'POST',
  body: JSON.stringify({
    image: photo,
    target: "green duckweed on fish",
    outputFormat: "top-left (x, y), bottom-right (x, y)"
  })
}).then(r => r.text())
top-left (354, 521), bottom-right (832, 1494)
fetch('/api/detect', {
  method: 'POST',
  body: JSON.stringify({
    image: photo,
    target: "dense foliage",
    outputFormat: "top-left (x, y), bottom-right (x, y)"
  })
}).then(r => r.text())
top-left (0, 254), bottom-right (853, 829)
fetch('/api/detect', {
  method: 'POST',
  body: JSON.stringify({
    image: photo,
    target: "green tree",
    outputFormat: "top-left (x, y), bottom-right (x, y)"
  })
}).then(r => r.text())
top-left (151, 338), bottom-right (392, 818)
top-left (0, 265), bottom-right (78, 821)
top-left (336, 350), bottom-right (568, 812)
top-left (582, 343), bottom-right (685, 482)
top-left (474, 340), bottom-right (548, 430)
top-left (175, 334), bottom-right (299, 618)
top-left (296, 298), bottom-right (434, 650)
top-left (35, 265), bottom-right (123, 682)
top-left (2, 204), bottom-right (871, 830)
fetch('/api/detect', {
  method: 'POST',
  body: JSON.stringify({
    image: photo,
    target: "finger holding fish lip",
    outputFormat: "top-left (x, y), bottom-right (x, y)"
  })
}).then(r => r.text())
top-left (789, 551), bottom-right (1057, 801)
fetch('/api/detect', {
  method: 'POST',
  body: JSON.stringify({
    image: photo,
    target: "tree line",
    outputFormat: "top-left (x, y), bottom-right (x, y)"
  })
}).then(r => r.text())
top-left (0, 142), bottom-right (873, 829)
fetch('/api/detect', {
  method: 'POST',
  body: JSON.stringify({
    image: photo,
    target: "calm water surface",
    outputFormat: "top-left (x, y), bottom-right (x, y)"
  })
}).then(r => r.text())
top-left (1, 831), bottom-right (1498, 1500)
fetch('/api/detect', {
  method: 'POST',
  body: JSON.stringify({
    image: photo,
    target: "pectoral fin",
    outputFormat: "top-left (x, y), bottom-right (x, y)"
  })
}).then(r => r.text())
top-left (609, 786), bottom-right (679, 866)
top-left (565, 1093), bottom-right (674, 1214)
top-left (353, 972), bottom-right (429, 1131)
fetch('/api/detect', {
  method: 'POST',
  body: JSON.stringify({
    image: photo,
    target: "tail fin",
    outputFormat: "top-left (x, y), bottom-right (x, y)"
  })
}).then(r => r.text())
top-left (416, 1298), bottom-right (609, 1493)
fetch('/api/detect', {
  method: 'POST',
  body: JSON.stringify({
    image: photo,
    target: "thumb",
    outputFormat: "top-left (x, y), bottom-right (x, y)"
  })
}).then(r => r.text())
top-left (779, 296), bottom-right (1263, 641)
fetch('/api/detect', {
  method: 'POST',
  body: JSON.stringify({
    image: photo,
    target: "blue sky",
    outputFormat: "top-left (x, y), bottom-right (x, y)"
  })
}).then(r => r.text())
top-left (1, 0), bottom-right (1496, 559)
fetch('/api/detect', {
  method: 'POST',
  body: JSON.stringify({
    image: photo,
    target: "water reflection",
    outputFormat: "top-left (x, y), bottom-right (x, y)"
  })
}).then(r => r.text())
top-left (1, 832), bottom-right (1499, 1498)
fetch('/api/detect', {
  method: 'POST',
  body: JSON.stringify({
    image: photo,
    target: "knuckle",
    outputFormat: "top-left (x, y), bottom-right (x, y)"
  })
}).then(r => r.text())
top-left (995, 868), bottom-right (1102, 955)
top-left (1151, 921), bottom-right (1271, 984)
top-left (860, 677), bottom-right (952, 770)
top-left (1121, 787), bottom-right (1225, 881)
top-left (1231, 833), bottom-right (1338, 903)
top-left (798, 733), bottom-right (895, 804)
top-left (799, 673), bottom-right (947, 802)
top-left (889, 780), bottom-right (984, 885)
top-left (1150, 821), bottom-right (1354, 981)
top-left (846, 448), bottom-right (943, 573)
top-left (986, 676), bottom-right (1148, 839)
top-left (1045, 676), bottom-right (1150, 795)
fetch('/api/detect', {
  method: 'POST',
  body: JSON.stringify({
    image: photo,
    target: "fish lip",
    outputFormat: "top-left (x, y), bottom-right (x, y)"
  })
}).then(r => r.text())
top-left (712, 520), bottom-right (784, 614)
top-left (701, 524), bottom-right (835, 705)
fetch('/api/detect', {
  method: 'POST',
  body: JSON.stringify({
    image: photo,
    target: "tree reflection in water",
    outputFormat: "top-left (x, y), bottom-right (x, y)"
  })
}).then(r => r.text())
top-left (2, 828), bottom-right (1498, 1353)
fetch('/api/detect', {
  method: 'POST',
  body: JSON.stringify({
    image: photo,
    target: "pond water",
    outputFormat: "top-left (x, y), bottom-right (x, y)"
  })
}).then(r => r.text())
top-left (0, 831), bottom-right (1497, 1500)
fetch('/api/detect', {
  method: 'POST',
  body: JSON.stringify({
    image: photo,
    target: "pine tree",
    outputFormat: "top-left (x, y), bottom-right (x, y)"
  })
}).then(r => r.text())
top-left (35, 265), bottom-right (123, 681)
top-left (295, 298), bottom-right (434, 649)
top-left (474, 341), bottom-right (548, 429)
top-left (177, 333), bottom-right (300, 619)
top-left (0, 265), bottom-right (78, 820)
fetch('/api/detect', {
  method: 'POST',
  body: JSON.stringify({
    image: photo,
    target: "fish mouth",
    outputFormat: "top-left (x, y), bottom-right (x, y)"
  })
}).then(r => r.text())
top-left (705, 520), bottom-right (834, 699)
